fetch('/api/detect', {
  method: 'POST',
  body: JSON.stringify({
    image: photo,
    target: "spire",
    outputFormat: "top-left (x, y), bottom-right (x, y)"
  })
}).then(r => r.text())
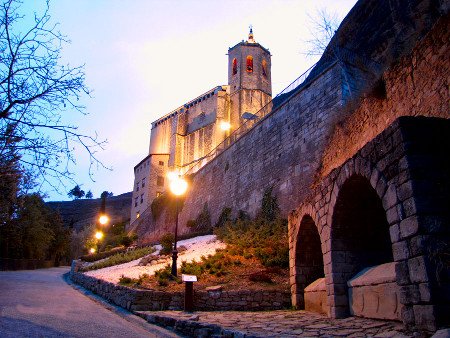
top-left (247, 25), bottom-right (255, 43)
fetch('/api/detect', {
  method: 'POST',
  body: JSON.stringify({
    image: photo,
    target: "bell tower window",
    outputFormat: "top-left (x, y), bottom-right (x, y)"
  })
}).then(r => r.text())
top-left (262, 59), bottom-right (267, 77)
top-left (232, 58), bottom-right (237, 75)
top-left (246, 55), bottom-right (253, 73)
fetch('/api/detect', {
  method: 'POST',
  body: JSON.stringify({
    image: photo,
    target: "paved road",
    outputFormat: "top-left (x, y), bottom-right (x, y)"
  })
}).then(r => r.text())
top-left (0, 267), bottom-right (178, 338)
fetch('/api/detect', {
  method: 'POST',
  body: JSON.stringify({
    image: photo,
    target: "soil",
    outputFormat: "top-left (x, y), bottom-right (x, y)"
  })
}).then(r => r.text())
top-left (136, 256), bottom-right (290, 293)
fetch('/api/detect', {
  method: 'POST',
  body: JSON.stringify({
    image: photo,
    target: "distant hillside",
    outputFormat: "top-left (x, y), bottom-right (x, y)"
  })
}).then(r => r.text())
top-left (47, 192), bottom-right (132, 231)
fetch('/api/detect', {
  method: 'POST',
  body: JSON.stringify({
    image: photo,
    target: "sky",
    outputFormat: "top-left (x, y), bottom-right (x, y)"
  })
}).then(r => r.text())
top-left (22, 0), bottom-right (357, 201)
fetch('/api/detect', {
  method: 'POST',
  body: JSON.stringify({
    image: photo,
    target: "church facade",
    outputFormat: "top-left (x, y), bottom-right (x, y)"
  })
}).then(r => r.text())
top-left (130, 30), bottom-right (272, 222)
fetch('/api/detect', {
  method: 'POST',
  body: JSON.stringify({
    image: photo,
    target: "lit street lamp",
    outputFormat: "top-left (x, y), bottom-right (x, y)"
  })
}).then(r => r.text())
top-left (95, 231), bottom-right (104, 240)
top-left (169, 175), bottom-right (188, 277)
top-left (98, 214), bottom-right (109, 226)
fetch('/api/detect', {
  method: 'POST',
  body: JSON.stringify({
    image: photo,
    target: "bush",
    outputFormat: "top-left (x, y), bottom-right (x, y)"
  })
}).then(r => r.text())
top-left (214, 187), bottom-right (289, 269)
top-left (180, 260), bottom-right (203, 277)
top-left (80, 246), bottom-right (126, 262)
top-left (159, 233), bottom-right (174, 255)
top-left (215, 207), bottom-right (232, 228)
top-left (118, 275), bottom-right (133, 285)
top-left (118, 273), bottom-right (149, 287)
top-left (82, 246), bottom-right (154, 271)
top-left (185, 203), bottom-right (211, 232)
top-left (154, 264), bottom-right (180, 286)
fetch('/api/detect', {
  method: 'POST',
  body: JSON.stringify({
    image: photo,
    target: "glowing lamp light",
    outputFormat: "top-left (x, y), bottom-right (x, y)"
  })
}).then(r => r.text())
top-left (95, 231), bottom-right (104, 240)
top-left (99, 215), bottom-right (109, 225)
top-left (167, 171), bottom-right (179, 182)
top-left (220, 121), bottom-right (231, 131)
top-left (169, 177), bottom-right (188, 196)
top-left (89, 248), bottom-right (96, 254)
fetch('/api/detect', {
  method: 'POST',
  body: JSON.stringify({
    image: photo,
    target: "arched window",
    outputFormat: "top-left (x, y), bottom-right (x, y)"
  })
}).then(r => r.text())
top-left (246, 55), bottom-right (253, 72)
top-left (262, 59), bottom-right (267, 77)
top-left (232, 58), bottom-right (237, 75)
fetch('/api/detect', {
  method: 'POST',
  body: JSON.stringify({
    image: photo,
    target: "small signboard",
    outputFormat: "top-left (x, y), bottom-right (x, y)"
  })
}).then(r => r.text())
top-left (182, 274), bottom-right (198, 282)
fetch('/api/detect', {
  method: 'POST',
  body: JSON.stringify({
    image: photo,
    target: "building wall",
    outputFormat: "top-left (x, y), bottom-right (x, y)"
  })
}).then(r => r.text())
top-left (130, 156), bottom-right (151, 221)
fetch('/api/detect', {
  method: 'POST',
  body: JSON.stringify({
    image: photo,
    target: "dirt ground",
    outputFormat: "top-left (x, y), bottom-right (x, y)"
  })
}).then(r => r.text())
top-left (137, 255), bottom-right (290, 293)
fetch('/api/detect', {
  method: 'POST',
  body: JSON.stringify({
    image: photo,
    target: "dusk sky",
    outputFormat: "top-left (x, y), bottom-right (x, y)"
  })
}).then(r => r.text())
top-left (25, 0), bottom-right (357, 201)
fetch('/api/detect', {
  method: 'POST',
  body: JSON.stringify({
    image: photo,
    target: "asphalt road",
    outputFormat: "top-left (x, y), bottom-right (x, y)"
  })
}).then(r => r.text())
top-left (0, 267), bottom-right (178, 337)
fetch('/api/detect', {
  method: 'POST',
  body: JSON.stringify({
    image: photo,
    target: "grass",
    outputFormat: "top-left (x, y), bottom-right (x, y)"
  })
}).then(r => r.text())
top-left (81, 246), bottom-right (155, 271)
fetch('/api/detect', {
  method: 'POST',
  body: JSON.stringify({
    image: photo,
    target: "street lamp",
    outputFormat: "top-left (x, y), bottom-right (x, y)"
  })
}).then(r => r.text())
top-left (98, 214), bottom-right (109, 226)
top-left (169, 175), bottom-right (188, 277)
top-left (95, 231), bottom-right (104, 240)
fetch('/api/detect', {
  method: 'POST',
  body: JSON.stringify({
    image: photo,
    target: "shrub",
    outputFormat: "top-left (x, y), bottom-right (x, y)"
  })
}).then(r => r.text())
top-left (215, 207), bottom-right (232, 228)
top-left (82, 246), bottom-right (154, 271)
top-left (214, 187), bottom-right (289, 269)
top-left (159, 233), bottom-right (174, 255)
top-left (186, 203), bottom-right (212, 232)
top-left (180, 260), bottom-right (203, 277)
top-left (80, 246), bottom-right (126, 262)
top-left (154, 264), bottom-right (180, 286)
top-left (118, 275), bottom-right (133, 285)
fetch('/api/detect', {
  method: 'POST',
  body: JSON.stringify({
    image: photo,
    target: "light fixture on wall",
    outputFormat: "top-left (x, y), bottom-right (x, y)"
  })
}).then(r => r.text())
top-left (220, 121), bottom-right (231, 131)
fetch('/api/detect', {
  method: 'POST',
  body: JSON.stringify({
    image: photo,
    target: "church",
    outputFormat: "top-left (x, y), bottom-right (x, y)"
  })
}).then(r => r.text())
top-left (130, 29), bottom-right (272, 222)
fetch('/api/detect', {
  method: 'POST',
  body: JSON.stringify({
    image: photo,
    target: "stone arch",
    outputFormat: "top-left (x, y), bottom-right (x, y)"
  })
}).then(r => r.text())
top-left (328, 171), bottom-right (393, 318)
top-left (291, 208), bottom-right (324, 309)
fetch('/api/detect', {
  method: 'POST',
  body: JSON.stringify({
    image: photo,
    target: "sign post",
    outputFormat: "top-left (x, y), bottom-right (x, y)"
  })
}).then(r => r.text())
top-left (182, 274), bottom-right (197, 312)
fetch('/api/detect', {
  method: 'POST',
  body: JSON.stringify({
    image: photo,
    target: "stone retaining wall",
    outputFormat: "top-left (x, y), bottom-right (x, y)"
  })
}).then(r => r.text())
top-left (70, 270), bottom-right (291, 312)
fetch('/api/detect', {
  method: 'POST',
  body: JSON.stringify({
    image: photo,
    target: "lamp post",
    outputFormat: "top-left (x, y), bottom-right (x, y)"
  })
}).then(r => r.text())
top-left (168, 175), bottom-right (188, 277)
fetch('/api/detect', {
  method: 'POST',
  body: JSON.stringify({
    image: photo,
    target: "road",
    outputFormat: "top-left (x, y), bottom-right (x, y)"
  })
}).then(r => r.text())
top-left (0, 267), bottom-right (178, 337)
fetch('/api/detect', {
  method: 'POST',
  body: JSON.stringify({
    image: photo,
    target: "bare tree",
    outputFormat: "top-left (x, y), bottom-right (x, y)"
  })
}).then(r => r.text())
top-left (0, 0), bottom-right (106, 193)
top-left (303, 8), bottom-right (341, 57)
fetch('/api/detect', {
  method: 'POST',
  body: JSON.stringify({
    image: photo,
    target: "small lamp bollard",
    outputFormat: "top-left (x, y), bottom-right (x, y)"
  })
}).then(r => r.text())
top-left (182, 274), bottom-right (197, 312)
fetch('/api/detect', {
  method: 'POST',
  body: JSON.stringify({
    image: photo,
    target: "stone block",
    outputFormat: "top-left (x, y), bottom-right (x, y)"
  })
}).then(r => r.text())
top-left (397, 180), bottom-right (414, 202)
top-left (399, 285), bottom-right (420, 305)
top-left (347, 263), bottom-right (402, 321)
top-left (419, 283), bottom-right (432, 303)
top-left (413, 304), bottom-right (437, 332)
top-left (389, 224), bottom-right (401, 243)
top-left (409, 235), bottom-right (428, 256)
top-left (383, 184), bottom-right (398, 210)
top-left (304, 278), bottom-right (329, 315)
top-left (392, 241), bottom-right (410, 261)
top-left (399, 215), bottom-right (420, 239)
top-left (408, 256), bottom-right (430, 283)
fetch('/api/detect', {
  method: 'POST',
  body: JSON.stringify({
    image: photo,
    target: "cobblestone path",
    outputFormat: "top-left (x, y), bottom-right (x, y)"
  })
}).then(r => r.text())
top-left (138, 310), bottom-right (413, 337)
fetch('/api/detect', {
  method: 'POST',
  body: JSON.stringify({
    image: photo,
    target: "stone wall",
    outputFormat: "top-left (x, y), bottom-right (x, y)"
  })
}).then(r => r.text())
top-left (288, 116), bottom-right (450, 332)
top-left (70, 270), bottom-right (291, 312)
top-left (319, 14), bottom-right (449, 179)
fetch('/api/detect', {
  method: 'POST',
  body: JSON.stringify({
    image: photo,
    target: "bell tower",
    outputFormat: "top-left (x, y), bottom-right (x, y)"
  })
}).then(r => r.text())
top-left (227, 27), bottom-right (272, 130)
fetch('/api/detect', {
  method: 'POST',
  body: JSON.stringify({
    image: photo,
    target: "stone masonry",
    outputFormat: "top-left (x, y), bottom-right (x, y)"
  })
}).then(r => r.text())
top-left (70, 270), bottom-right (291, 312)
top-left (289, 117), bottom-right (450, 332)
